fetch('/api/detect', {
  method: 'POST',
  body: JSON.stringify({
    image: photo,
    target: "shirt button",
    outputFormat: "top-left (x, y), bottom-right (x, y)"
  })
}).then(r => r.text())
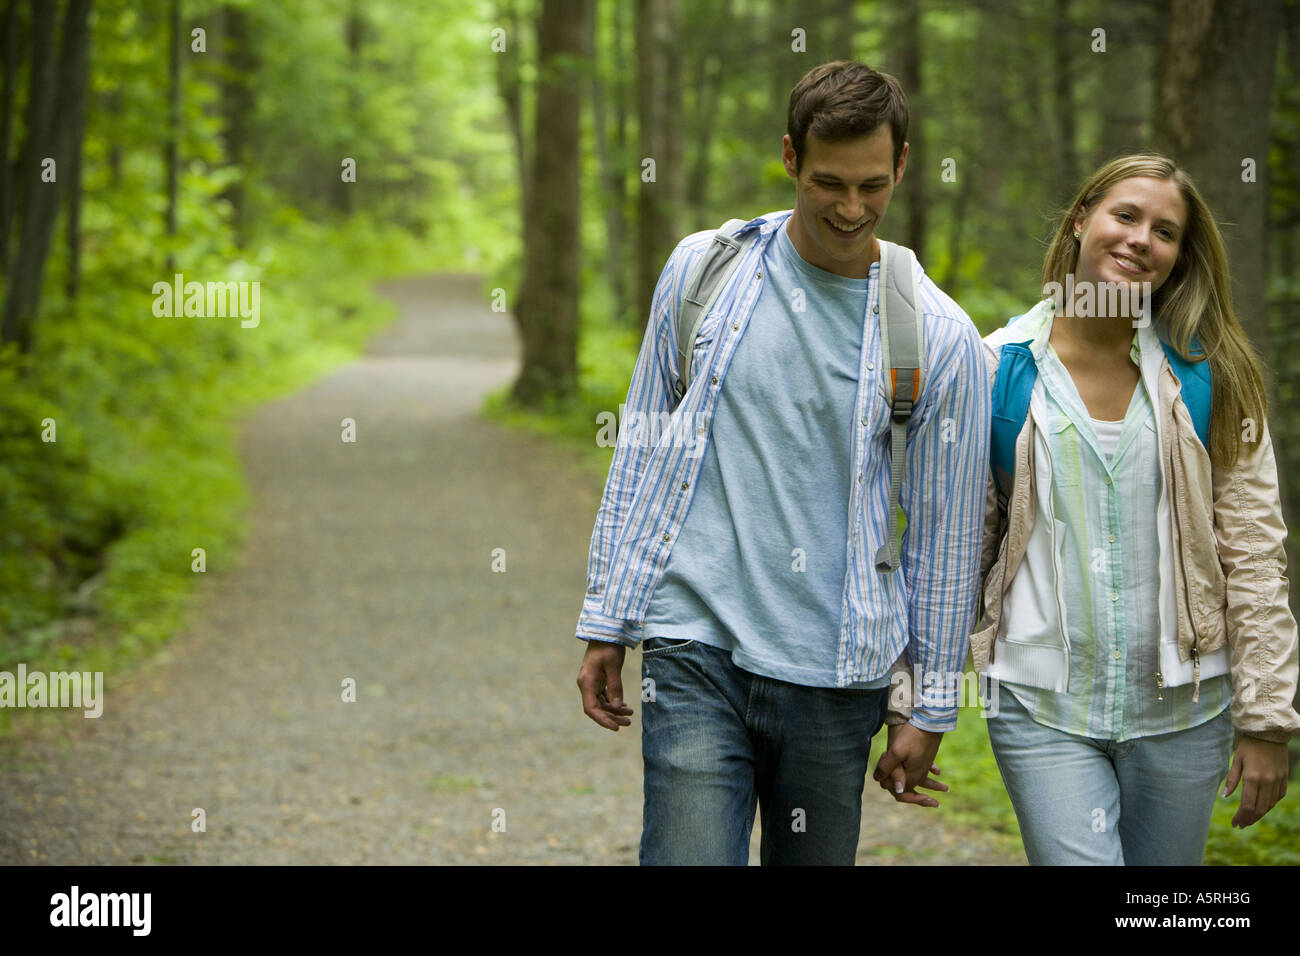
top-left (662, 533), bottom-right (671, 543)
top-left (711, 376), bottom-right (718, 385)
top-left (1110, 590), bottom-right (1119, 601)
top-left (1113, 650), bottom-right (1122, 660)
top-left (858, 474), bottom-right (864, 483)
top-left (680, 481), bottom-right (689, 490)
top-left (1104, 476), bottom-right (1112, 485)
top-left (755, 271), bottom-right (762, 279)
top-left (1108, 533), bottom-right (1116, 543)
top-left (861, 417), bottom-right (868, 426)
top-left (732, 323), bottom-right (740, 331)
top-left (697, 426), bottom-right (706, 435)
top-left (873, 304), bottom-right (879, 314)
top-left (867, 363), bottom-right (875, 371)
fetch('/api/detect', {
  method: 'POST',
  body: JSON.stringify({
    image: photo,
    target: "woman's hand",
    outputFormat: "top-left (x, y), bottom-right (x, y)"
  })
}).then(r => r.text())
top-left (1222, 736), bottom-right (1290, 827)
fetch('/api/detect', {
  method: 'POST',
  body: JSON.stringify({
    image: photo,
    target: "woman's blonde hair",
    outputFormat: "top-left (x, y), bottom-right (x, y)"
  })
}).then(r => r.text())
top-left (1041, 153), bottom-right (1267, 471)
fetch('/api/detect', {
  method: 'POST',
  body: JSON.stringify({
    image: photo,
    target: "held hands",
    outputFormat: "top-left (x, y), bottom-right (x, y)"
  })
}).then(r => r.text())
top-left (577, 640), bottom-right (634, 731)
top-left (872, 723), bottom-right (949, 808)
top-left (1222, 735), bottom-right (1290, 827)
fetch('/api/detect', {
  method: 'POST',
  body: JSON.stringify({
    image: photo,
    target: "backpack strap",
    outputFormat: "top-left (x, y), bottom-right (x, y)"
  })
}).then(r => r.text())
top-left (989, 320), bottom-right (1213, 508)
top-left (989, 333), bottom-right (1037, 507)
top-left (674, 219), bottom-right (754, 402)
top-left (1160, 338), bottom-right (1212, 448)
top-left (875, 239), bottom-right (923, 574)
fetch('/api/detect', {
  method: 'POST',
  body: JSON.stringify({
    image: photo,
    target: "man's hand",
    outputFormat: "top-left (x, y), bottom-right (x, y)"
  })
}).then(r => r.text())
top-left (872, 723), bottom-right (947, 807)
top-left (577, 640), bottom-right (635, 731)
top-left (1223, 735), bottom-right (1289, 827)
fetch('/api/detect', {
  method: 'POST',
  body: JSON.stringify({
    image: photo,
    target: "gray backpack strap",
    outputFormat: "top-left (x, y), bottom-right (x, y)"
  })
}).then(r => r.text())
top-left (674, 218), bottom-right (752, 401)
top-left (874, 239), bottom-right (923, 574)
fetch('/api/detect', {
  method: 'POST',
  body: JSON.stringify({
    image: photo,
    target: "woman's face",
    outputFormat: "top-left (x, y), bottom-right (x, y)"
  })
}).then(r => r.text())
top-left (1073, 176), bottom-right (1187, 296)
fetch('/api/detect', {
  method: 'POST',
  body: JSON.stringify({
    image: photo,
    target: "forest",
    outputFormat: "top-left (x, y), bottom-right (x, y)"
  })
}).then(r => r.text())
top-left (1, 0), bottom-right (1298, 867)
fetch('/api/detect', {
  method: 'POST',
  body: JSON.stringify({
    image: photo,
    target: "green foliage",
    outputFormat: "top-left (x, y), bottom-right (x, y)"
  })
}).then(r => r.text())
top-left (934, 696), bottom-right (1025, 858)
top-left (1205, 754), bottom-right (1300, 865)
top-left (1, 0), bottom-right (515, 686)
top-left (483, 270), bottom-right (636, 473)
top-left (0, 215), bottom-right (435, 680)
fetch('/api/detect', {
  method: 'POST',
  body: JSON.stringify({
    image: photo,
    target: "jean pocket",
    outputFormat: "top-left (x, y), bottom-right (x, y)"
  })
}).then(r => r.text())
top-left (641, 637), bottom-right (698, 657)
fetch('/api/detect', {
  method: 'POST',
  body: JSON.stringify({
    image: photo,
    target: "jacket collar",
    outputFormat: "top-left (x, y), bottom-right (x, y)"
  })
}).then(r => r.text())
top-left (990, 297), bottom-right (1055, 359)
top-left (995, 296), bottom-right (1162, 372)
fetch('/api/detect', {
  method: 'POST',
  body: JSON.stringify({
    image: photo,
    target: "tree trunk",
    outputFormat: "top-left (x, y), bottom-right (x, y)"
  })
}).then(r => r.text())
top-left (495, 0), bottom-right (530, 233)
top-left (1154, 0), bottom-right (1283, 362)
top-left (833, 0), bottom-right (856, 61)
top-left (635, 0), bottom-right (682, 332)
top-left (510, 0), bottom-right (591, 404)
top-left (944, 176), bottom-right (970, 300)
top-left (337, 2), bottom-right (363, 215)
top-left (611, 0), bottom-right (631, 324)
top-left (1, 0), bottom-right (61, 349)
top-left (165, 0), bottom-right (181, 272)
top-left (219, 3), bottom-right (254, 244)
top-left (1051, 0), bottom-right (1078, 199)
top-left (63, 0), bottom-right (91, 300)
top-left (591, 0), bottom-right (631, 326)
top-left (685, 52), bottom-right (718, 228)
top-left (895, 0), bottom-right (924, 258)
top-left (0, 0), bottom-right (22, 276)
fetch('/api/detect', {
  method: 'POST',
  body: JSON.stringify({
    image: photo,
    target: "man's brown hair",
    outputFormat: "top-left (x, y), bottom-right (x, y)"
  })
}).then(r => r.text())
top-left (787, 60), bottom-right (909, 172)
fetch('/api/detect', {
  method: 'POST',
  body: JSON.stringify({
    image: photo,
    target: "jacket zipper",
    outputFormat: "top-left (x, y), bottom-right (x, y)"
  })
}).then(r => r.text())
top-left (1191, 645), bottom-right (1201, 703)
top-left (1037, 410), bottom-right (1071, 691)
top-left (1158, 366), bottom-right (1204, 704)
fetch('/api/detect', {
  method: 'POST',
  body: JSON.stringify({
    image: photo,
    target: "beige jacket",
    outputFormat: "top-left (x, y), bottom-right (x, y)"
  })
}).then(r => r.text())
top-left (890, 300), bottom-right (1300, 745)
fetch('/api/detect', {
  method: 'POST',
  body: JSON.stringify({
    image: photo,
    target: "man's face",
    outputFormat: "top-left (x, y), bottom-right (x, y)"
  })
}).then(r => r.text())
top-left (783, 126), bottom-right (907, 279)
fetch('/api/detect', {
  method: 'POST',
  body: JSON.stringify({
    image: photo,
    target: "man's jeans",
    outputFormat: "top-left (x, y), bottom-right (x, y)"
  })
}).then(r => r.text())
top-left (986, 686), bottom-right (1233, 865)
top-left (638, 637), bottom-right (888, 865)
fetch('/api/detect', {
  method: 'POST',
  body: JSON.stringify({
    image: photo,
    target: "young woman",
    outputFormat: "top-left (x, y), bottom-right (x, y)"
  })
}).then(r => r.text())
top-left (973, 153), bottom-right (1298, 865)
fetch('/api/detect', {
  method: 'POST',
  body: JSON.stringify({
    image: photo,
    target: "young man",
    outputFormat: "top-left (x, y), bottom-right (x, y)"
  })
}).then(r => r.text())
top-left (573, 60), bottom-right (990, 865)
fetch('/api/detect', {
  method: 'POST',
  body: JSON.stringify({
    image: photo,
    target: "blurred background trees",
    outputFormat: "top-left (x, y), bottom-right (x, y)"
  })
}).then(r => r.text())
top-left (0, 0), bottom-right (1296, 865)
top-left (2, 0), bottom-right (1298, 710)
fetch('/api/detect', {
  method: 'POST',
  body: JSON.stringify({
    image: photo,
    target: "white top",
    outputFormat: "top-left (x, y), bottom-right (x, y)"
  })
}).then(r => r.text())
top-left (1090, 416), bottom-right (1124, 461)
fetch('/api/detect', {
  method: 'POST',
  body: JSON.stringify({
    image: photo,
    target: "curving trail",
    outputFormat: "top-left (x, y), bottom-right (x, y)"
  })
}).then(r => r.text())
top-left (0, 274), bottom-right (1022, 865)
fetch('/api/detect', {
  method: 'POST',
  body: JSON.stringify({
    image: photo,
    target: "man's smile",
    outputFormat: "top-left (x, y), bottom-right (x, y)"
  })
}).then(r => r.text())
top-left (826, 216), bottom-right (869, 236)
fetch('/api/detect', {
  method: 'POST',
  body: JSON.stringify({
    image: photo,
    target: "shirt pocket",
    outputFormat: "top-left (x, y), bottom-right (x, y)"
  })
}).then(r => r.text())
top-left (1048, 417), bottom-right (1083, 488)
top-left (1139, 419), bottom-right (1157, 485)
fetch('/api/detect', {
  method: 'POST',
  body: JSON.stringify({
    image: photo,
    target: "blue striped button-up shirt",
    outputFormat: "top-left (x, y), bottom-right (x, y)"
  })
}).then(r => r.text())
top-left (574, 209), bottom-right (990, 730)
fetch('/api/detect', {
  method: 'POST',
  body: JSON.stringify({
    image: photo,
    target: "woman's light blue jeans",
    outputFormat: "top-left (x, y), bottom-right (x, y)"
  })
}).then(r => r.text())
top-left (985, 686), bottom-right (1234, 865)
top-left (638, 637), bottom-right (889, 865)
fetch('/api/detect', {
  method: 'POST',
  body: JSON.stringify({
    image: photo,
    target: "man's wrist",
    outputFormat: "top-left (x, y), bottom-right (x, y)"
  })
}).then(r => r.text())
top-left (909, 707), bottom-right (957, 734)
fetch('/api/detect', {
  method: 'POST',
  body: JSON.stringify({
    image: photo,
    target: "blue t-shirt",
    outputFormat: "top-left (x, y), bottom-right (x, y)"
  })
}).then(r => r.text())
top-left (644, 221), bottom-right (889, 690)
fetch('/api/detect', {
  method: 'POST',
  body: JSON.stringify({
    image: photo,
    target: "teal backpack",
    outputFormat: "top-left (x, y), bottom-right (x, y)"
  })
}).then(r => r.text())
top-left (989, 310), bottom-right (1212, 504)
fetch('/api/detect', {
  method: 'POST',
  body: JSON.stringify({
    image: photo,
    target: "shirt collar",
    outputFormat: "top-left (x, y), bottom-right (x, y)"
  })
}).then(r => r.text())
top-left (738, 209), bottom-right (794, 240)
top-left (1009, 296), bottom-right (1149, 370)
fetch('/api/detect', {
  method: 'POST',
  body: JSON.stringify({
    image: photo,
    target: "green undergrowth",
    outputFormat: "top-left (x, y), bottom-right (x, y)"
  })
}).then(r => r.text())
top-left (0, 216), bottom-right (441, 738)
top-left (482, 275), bottom-right (634, 478)
top-left (929, 700), bottom-right (1026, 860)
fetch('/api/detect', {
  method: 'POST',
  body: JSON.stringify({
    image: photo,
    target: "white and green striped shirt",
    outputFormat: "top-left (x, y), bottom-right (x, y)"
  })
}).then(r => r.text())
top-left (1004, 330), bottom-right (1229, 741)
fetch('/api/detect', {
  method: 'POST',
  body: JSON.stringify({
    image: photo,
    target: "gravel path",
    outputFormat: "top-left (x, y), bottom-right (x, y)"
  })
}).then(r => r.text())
top-left (0, 274), bottom-right (1022, 865)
